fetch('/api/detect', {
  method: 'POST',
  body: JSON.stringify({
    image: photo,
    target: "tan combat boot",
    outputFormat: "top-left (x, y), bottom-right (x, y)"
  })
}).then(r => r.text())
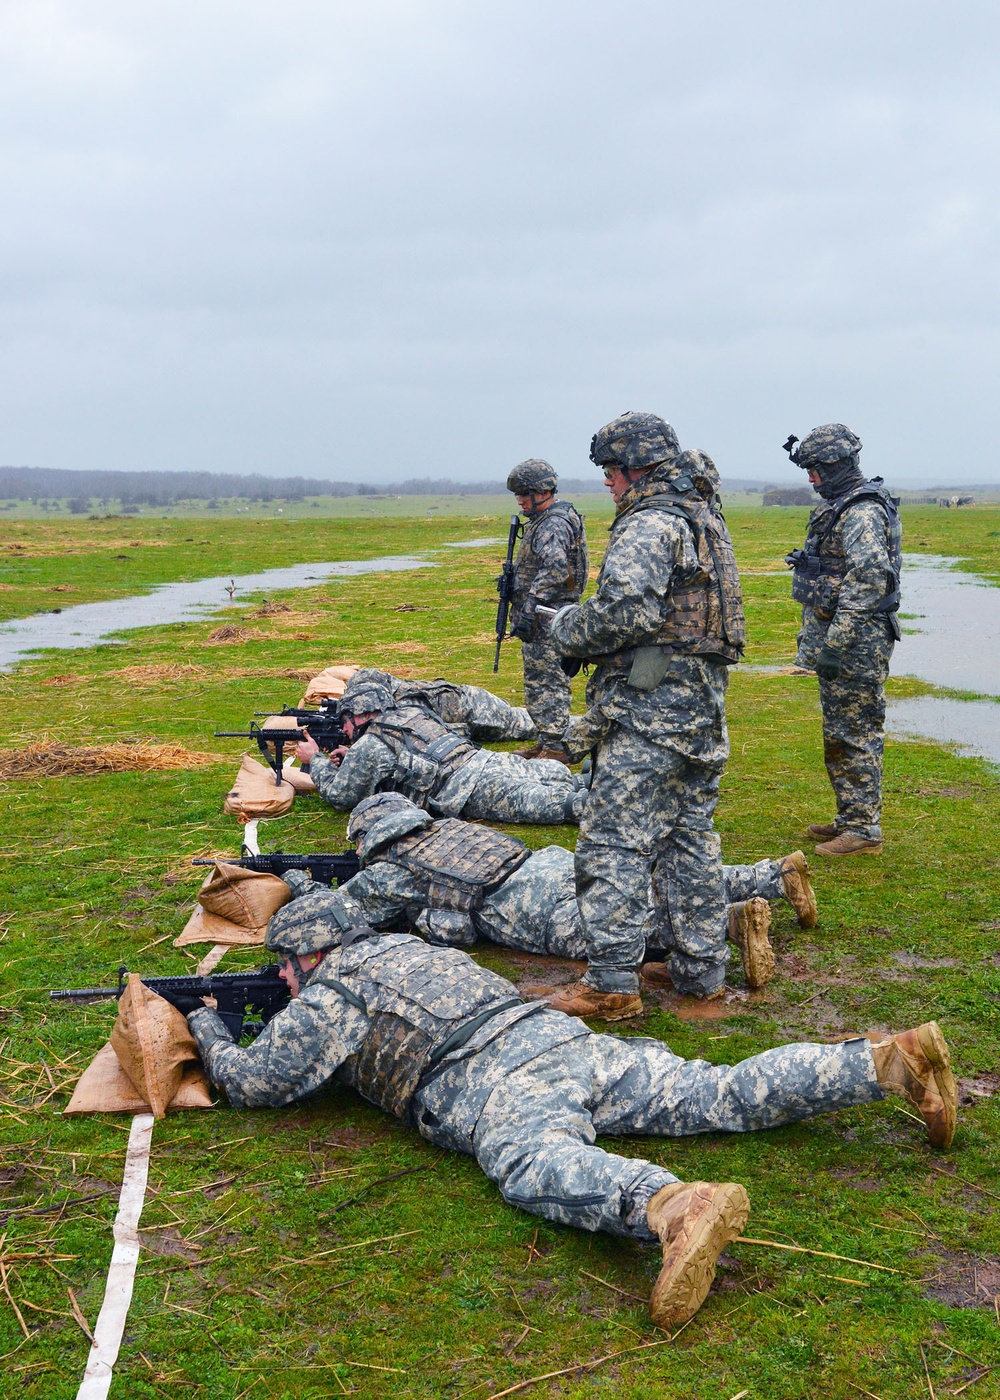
top-left (540, 981), bottom-right (644, 1022)
top-left (516, 743), bottom-right (544, 760)
top-left (807, 822), bottom-right (838, 839)
top-left (815, 833), bottom-right (883, 857)
top-left (778, 850), bottom-right (818, 929)
top-left (728, 898), bottom-right (774, 989)
top-left (532, 747), bottom-right (573, 764)
top-left (646, 1181), bottom-right (750, 1331)
top-left (870, 1022), bottom-right (957, 1149)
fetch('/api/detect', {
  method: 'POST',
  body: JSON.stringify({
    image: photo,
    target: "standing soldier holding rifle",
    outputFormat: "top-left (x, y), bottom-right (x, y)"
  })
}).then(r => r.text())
top-left (496, 459), bottom-right (588, 762)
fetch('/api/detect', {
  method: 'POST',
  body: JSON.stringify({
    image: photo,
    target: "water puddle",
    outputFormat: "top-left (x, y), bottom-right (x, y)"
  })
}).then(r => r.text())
top-left (885, 554), bottom-right (1000, 767)
top-left (441, 537), bottom-right (501, 548)
top-left (894, 554), bottom-right (1000, 694)
top-left (0, 556), bottom-right (434, 671)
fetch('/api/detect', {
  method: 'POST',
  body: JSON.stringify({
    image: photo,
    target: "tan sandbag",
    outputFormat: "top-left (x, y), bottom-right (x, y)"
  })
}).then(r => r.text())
top-left (223, 754), bottom-right (295, 821)
top-left (175, 860), bottom-right (292, 947)
top-left (109, 976), bottom-right (205, 1120)
top-left (282, 765), bottom-right (316, 794)
top-left (301, 664), bottom-right (360, 705)
top-left (64, 1042), bottom-right (214, 1115)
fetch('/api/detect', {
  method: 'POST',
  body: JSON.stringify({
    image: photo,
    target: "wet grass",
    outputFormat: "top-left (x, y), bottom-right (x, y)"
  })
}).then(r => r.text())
top-left (1, 505), bottom-right (999, 1398)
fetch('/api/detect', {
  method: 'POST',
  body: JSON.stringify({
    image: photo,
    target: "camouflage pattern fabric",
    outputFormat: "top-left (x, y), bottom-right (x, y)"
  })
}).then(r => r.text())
top-left (283, 845), bottom-right (792, 962)
top-left (309, 738), bottom-right (586, 825)
top-left (394, 678), bottom-right (537, 744)
top-left (521, 636), bottom-right (573, 746)
top-left (574, 723), bottom-right (729, 996)
top-left (795, 498), bottom-right (898, 840)
top-left (548, 462), bottom-right (737, 996)
top-left (189, 951), bottom-right (881, 1246)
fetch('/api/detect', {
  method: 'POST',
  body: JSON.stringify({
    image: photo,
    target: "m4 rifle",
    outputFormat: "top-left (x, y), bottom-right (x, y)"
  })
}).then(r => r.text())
top-left (493, 513), bottom-right (524, 673)
top-left (215, 707), bottom-right (351, 785)
top-left (50, 964), bottom-right (288, 1041)
top-left (192, 850), bottom-right (361, 885)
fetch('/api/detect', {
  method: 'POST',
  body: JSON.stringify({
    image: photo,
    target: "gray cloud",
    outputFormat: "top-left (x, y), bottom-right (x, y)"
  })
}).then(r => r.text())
top-left (1, 0), bottom-right (998, 484)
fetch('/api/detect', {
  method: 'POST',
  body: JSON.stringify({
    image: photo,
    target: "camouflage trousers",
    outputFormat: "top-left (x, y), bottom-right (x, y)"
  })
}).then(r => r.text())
top-left (463, 752), bottom-right (588, 825)
top-left (576, 723), bottom-right (728, 997)
top-left (818, 676), bottom-right (886, 841)
top-left (418, 1015), bottom-right (880, 1241)
top-left (521, 636), bottom-right (573, 746)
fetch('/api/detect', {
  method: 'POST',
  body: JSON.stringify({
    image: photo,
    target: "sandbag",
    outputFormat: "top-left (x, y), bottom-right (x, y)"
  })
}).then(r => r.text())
top-left (109, 976), bottom-right (206, 1119)
top-left (223, 754), bottom-right (295, 821)
top-left (64, 1042), bottom-right (213, 1115)
top-left (175, 859), bottom-right (292, 947)
top-left (301, 663), bottom-right (360, 705)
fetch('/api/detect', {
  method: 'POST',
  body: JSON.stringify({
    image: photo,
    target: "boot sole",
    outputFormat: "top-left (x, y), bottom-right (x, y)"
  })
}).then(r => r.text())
top-left (731, 900), bottom-right (774, 989)
top-left (916, 1021), bottom-right (958, 1149)
top-left (815, 842), bottom-right (883, 857)
top-left (649, 1184), bottom-right (750, 1331)
top-left (545, 994), bottom-right (645, 1022)
top-left (782, 851), bottom-right (818, 929)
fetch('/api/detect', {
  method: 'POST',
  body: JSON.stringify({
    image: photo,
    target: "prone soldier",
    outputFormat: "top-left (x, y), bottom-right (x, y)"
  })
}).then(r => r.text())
top-left (783, 426), bottom-right (902, 856)
top-left (504, 460), bottom-right (589, 760)
top-left (168, 905), bottom-right (958, 1334)
top-left (296, 671), bottom-right (589, 826)
top-left (278, 791), bottom-right (816, 990)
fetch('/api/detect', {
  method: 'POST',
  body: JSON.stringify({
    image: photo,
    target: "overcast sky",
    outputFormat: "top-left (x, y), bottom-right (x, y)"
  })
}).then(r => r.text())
top-left (1, 1), bottom-right (998, 485)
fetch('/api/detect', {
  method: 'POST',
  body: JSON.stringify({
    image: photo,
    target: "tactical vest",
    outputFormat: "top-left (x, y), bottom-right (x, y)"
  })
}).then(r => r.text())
top-left (337, 933), bottom-right (525, 1118)
top-left (787, 478), bottom-right (902, 623)
top-left (511, 501), bottom-right (589, 620)
top-left (610, 479), bottom-right (745, 665)
top-left (367, 704), bottom-right (480, 802)
top-left (370, 818), bottom-right (530, 912)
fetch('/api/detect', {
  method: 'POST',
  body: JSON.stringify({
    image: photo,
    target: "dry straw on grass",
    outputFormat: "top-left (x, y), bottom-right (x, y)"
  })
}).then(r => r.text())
top-left (204, 625), bottom-right (260, 644)
top-left (0, 741), bottom-right (229, 780)
top-left (111, 664), bottom-right (210, 684)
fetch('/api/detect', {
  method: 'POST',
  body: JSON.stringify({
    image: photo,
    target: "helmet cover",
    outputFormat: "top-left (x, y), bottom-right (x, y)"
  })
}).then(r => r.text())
top-left (589, 412), bottom-right (681, 471)
top-left (506, 459), bottom-right (558, 494)
top-left (347, 791), bottom-right (420, 842)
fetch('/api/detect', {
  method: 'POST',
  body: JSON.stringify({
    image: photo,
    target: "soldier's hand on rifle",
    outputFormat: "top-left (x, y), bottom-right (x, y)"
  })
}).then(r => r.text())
top-left (155, 987), bottom-right (207, 1016)
top-left (295, 730), bottom-right (321, 763)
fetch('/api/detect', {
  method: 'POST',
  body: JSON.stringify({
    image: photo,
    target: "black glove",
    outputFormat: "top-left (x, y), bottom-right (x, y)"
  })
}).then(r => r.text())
top-left (560, 656), bottom-right (583, 678)
top-left (154, 986), bottom-right (205, 1016)
top-left (815, 644), bottom-right (842, 681)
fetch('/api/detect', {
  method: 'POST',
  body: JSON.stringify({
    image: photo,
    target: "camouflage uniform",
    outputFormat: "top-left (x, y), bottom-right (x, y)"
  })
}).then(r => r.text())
top-left (550, 422), bottom-right (744, 999)
top-left (188, 929), bottom-right (882, 1243)
top-left (786, 428), bottom-right (902, 842)
top-left (308, 705), bottom-right (588, 826)
top-left (283, 813), bottom-right (792, 962)
top-left (387, 674), bottom-right (536, 744)
top-left (509, 502), bottom-right (589, 745)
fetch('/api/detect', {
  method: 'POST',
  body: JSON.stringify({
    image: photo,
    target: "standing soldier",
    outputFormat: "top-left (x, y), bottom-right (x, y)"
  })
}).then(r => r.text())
top-left (505, 460), bottom-right (589, 761)
top-left (783, 425), bottom-right (902, 857)
top-left (539, 413), bottom-right (745, 1019)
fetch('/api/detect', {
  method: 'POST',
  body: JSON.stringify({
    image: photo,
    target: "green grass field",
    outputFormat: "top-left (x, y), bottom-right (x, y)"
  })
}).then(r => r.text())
top-left (1, 505), bottom-right (999, 1399)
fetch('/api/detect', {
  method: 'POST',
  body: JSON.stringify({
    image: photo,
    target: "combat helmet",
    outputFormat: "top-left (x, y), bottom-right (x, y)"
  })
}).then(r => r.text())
top-left (782, 424), bottom-right (862, 469)
top-left (589, 412), bottom-right (681, 471)
top-left (347, 792), bottom-right (423, 843)
top-left (506, 459), bottom-right (558, 494)
top-left (265, 886), bottom-right (373, 959)
top-left (340, 668), bottom-right (395, 718)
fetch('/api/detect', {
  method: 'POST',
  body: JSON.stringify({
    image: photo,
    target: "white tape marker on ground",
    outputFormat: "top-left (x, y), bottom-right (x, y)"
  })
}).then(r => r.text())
top-left (76, 1112), bottom-right (154, 1400)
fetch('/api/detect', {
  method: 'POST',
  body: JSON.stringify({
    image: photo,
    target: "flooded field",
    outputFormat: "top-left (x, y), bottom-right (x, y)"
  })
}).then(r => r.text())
top-left (0, 556), bottom-right (433, 670)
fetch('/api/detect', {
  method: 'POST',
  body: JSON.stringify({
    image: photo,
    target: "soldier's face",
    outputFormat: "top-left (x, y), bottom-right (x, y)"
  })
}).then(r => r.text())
top-left (278, 951), bottom-right (325, 998)
top-left (602, 466), bottom-right (631, 504)
top-left (807, 468), bottom-right (822, 490)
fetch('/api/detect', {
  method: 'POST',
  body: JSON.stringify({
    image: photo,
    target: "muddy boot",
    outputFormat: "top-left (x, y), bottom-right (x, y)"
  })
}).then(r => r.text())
top-left (640, 962), bottom-right (674, 989)
top-left (815, 833), bottom-right (883, 857)
top-left (870, 1022), bottom-right (957, 1149)
top-left (517, 743), bottom-right (543, 759)
top-left (728, 898), bottom-right (774, 989)
top-left (778, 850), bottom-right (817, 929)
top-left (539, 981), bottom-right (644, 1022)
top-left (807, 821), bottom-right (838, 839)
top-left (533, 747), bottom-right (573, 765)
top-left (646, 1181), bottom-right (750, 1331)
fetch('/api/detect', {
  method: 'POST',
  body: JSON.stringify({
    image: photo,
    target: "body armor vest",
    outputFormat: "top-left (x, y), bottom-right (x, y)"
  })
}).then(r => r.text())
top-left (787, 478), bottom-right (902, 623)
top-left (368, 704), bottom-right (480, 801)
top-left (337, 933), bottom-right (524, 1118)
top-left (370, 818), bottom-right (529, 912)
top-left (611, 480), bottom-right (745, 664)
top-left (511, 501), bottom-right (589, 621)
